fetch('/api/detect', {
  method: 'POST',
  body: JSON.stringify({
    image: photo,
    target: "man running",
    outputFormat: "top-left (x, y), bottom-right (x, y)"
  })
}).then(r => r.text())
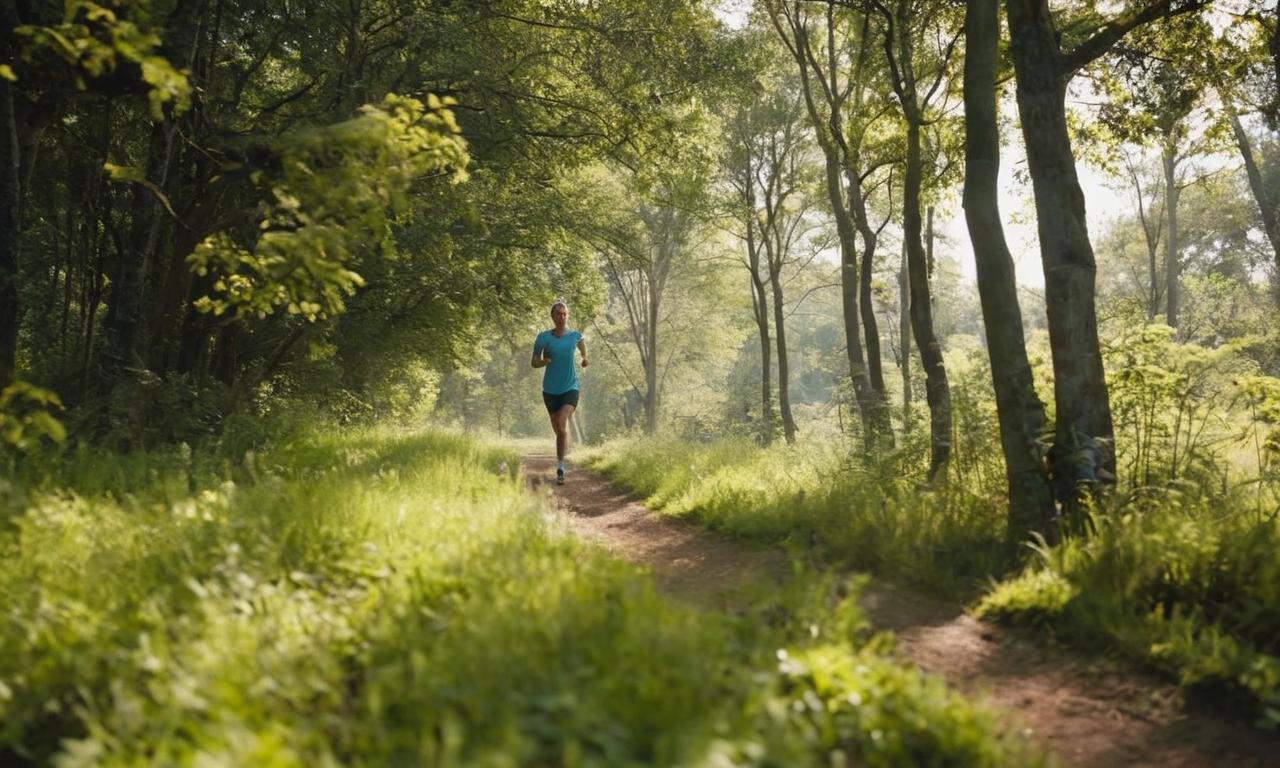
top-left (532, 299), bottom-right (587, 485)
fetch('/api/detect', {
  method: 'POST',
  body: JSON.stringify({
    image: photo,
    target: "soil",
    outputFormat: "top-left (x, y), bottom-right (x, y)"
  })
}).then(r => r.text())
top-left (524, 455), bottom-right (1280, 768)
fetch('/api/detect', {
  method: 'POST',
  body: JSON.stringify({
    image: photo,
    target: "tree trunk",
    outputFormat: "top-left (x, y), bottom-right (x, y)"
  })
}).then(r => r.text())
top-left (963, 0), bottom-right (1055, 543)
top-left (926, 205), bottom-right (935, 278)
top-left (770, 264), bottom-right (797, 444)
top-left (213, 321), bottom-right (240, 384)
top-left (644, 268), bottom-right (659, 434)
top-left (176, 274), bottom-right (215, 375)
top-left (0, 75), bottom-right (19, 387)
top-left (899, 236), bottom-right (911, 430)
top-left (847, 165), bottom-right (894, 446)
top-left (99, 0), bottom-right (200, 383)
top-left (826, 156), bottom-right (882, 446)
top-left (1163, 143), bottom-right (1180, 332)
top-left (100, 120), bottom-right (177, 379)
top-left (903, 120), bottom-right (952, 481)
top-left (746, 185), bottom-right (776, 442)
top-left (1271, 1), bottom-right (1280, 125)
top-left (752, 263), bottom-right (775, 442)
top-left (1006, 0), bottom-right (1115, 506)
top-left (848, 168), bottom-right (886, 395)
top-left (1226, 107), bottom-right (1280, 300)
top-left (877, 0), bottom-right (953, 479)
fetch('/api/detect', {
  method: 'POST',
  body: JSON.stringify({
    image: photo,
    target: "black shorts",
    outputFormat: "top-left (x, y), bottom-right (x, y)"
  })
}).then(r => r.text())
top-left (543, 389), bottom-right (580, 414)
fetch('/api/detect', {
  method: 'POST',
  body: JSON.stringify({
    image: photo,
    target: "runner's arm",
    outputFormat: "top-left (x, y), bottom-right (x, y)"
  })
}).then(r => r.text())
top-left (531, 339), bottom-right (551, 368)
top-left (577, 338), bottom-right (588, 367)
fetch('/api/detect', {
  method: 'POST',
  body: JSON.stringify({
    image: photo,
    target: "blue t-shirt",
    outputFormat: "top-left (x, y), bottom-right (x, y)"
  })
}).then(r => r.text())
top-left (533, 329), bottom-right (582, 395)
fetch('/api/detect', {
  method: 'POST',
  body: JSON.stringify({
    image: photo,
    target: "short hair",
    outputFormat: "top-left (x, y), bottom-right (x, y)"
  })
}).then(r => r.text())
top-left (550, 299), bottom-right (567, 318)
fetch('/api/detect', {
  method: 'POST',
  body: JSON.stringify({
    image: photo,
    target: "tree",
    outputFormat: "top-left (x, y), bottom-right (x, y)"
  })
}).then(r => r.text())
top-left (1003, 0), bottom-right (1208, 507)
top-left (0, 0), bottom-right (190, 387)
top-left (962, 0), bottom-right (1054, 542)
top-left (1211, 9), bottom-right (1280, 300)
top-left (763, 0), bottom-right (893, 449)
top-left (581, 156), bottom-right (715, 434)
top-left (0, 4), bottom-right (19, 387)
top-left (725, 70), bottom-right (818, 445)
top-left (1096, 15), bottom-right (1222, 333)
top-left (724, 71), bottom-right (780, 442)
top-left (1, 0), bottom-right (729, 442)
top-left (869, 0), bottom-right (959, 481)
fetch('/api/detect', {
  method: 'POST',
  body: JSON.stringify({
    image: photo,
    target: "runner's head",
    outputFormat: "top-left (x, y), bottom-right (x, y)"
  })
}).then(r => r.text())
top-left (550, 300), bottom-right (568, 325)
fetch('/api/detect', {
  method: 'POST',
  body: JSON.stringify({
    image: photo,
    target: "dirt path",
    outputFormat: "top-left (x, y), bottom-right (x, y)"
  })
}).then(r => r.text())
top-left (524, 456), bottom-right (1280, 768)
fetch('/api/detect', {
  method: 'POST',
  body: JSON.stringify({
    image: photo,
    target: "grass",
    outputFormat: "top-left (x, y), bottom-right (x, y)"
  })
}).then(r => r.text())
top-left (585, 435), bottom-right (1013, 597)
top-left (0, 423), bottom-right (1039, 766)
top-left (977, 502), bottom-right (1280, 730)
top-left (587, 433), bottom-right (1280, 731)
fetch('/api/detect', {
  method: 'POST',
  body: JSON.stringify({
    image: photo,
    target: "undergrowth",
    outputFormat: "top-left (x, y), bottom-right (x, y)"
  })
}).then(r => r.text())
top-left (589, 433), bottom-right (1280, 731)
top-left (0, 425), bottom-right (1038, 766)
top-left (977, 504), bottom-right (1280, 730)
top-left (586, 436), bottom-right (1012, 596)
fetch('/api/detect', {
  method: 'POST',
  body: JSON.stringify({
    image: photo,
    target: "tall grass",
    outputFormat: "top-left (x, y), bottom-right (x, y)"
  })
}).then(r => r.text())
top-left (0, 424), bottom-right (1038, 766)
top-left (978, 502), bottom-right (1280, 729)
top-left (587, 436), bottom-right (1013, 596)
top-left (589, 433), bottom-right (1280, 730)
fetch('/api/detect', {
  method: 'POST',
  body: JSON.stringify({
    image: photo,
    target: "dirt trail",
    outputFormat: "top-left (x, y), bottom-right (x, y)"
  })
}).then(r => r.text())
top-left (524, 455), bottom-right (1280, 768)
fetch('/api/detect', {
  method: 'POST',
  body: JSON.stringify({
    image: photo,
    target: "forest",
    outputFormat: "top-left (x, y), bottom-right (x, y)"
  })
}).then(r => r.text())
top-left (2, 0), bottom-right (1280, 765)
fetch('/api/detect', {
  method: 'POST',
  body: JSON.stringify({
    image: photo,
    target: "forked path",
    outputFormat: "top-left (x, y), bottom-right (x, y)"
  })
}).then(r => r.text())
top-left (524, 455), bottom-right (1280, 768)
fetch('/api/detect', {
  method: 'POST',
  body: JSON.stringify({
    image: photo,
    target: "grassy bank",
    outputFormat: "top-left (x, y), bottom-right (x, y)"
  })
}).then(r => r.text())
top-left (0, 425), bottom-right (1036, 766)
top-left (588, 435), bottom-right (1280, 730)
top-left (586, 436), bottom-right (1012, 596)
top-left (977, 506), bottom-right (1280, 730)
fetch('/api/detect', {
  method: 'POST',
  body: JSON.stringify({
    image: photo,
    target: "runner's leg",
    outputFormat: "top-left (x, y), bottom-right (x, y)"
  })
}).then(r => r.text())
top-left (554, 404), bottom-right (575, 462)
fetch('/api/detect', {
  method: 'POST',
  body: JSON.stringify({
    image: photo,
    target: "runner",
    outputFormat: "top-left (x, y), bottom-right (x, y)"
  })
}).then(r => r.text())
top-left (531, 299), bottom-right (587, 485)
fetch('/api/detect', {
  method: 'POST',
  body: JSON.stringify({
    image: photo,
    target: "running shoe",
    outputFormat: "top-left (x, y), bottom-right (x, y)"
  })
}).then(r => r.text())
top-left (556, 467), bottom-right (565, 485)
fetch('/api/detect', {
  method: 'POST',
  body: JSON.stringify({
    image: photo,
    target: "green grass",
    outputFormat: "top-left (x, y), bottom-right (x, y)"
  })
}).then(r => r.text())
top-left (586, 435), bottom-right (1013, 596)
top-left (977, 504), bottom-right (1280, 730)
top-left (587, 434), bottom-right (1280, 731)
top-left (0, 424), bottom-right (1038, 766)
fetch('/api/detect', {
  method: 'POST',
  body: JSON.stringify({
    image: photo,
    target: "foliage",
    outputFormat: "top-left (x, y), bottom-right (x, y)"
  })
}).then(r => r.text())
top-left (187, 94), bottom-right (468, 323)
top-left (14, 0), bottom-right (191, 119)
top-left (0, 424), bottom-right (1036, 765)
top-left (1104, 324), bottom-right (1254, 490)
top-left (0, 382), bottom-right (66, 462)
top-left (4, 0), bottom-right (736, 443)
